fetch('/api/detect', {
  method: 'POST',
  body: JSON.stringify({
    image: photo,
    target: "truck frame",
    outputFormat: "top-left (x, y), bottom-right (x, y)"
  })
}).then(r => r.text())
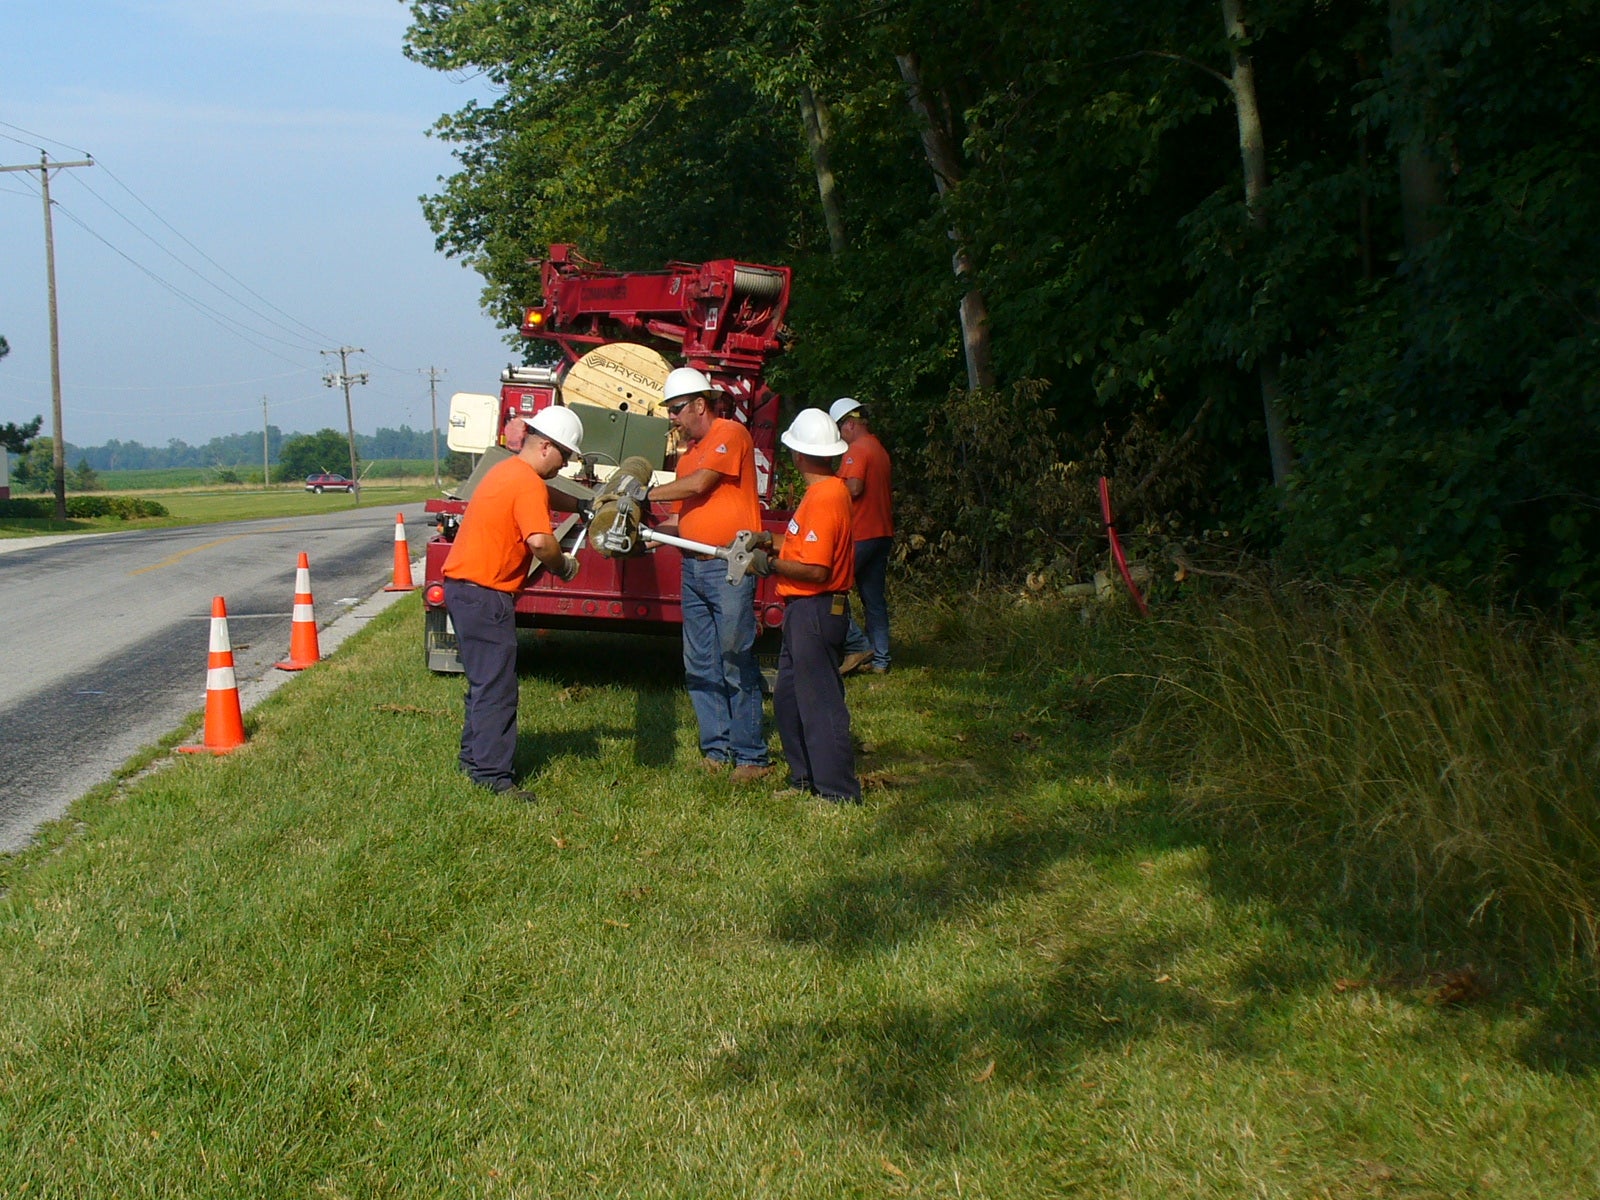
top-left (421, 245), bottom-right (794, 672)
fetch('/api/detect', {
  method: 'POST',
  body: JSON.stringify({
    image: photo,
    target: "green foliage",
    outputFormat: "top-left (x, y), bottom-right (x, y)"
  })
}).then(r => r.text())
top-left (1140, 581), bottom-right (1600, 968)
top-left (0, 495), bottom-right (168, 519)
top-left (69, 458), bottom-right (99, 492)
top-left (406, 0), bottom-right (1600, 608)
top-left (9, 436), bottom-right (54, 492)
top-left (275, 429), bottom-right (357, 483)
top-left (0, 412), bottom-right (40, 455)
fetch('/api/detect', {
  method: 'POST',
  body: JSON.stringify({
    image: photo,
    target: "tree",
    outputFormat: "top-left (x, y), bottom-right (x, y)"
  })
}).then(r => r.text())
top-left (70, 458), bottom-right (99, 492)
top-left (1, 414), bottom-right (42, 456)
top-left (277, 429), bottom-right (359, 483)
top-left (406, 0), bottom-right (1600, 605)
top-left (11, 437), bottom-right (54, 493)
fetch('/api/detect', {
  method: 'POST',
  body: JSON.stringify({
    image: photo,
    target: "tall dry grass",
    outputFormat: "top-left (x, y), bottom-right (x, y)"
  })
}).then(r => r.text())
top-left (1141, 583), bottom-right (1600, 970)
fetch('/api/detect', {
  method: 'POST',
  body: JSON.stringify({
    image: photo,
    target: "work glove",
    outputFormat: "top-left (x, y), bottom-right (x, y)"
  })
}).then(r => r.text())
top-left (746, 548), bottom-right (774, 577)
top-left (551, 553), bottom-right (582, 582)
top-left (751, 530), bottom-right (774, 550)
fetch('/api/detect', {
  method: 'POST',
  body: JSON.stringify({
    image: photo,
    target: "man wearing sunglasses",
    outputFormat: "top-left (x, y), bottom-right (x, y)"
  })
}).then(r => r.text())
top-left (644, 367), bottom-right (773, 782)
top-left (442, 405), bottom-right (587, 799)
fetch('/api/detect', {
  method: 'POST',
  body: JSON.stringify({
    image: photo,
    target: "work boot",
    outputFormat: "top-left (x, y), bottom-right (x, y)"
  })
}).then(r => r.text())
top-left (774, 777), bottom-right (814, 799)
top-left (839, 650), bottom-right (874, 676)
top-left (486, 779), bottom-right (539, 803)
top-left (700, 756), bottom-right (729, 772)
top-left (731, 763), bottom-right (774, 783)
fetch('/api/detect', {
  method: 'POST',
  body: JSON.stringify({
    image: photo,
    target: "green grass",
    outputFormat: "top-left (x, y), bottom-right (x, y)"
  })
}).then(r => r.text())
top-left (2, 592), bottom-right (1598, 1196)
top-left (1136, 582), bottom-right (1600, 972)
top-left (0, 482), bottom-right (442, 537)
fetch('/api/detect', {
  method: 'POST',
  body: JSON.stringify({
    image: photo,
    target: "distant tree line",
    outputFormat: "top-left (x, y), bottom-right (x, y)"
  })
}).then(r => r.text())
top-left (50, 424), bottom-right (439, 471)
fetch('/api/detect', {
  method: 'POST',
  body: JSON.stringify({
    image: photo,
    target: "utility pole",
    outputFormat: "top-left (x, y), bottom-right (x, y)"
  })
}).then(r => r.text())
top-left (1, 152), bottom-right (94, 521)
top-left (261, 396), bottom-right (270, 489)
top-left (422, 366), bottom-right (445, 488)
top-left (320, 347), bottom-right (367, 505)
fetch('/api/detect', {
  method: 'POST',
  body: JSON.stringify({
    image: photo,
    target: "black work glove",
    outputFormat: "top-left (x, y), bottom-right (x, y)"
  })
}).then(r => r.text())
top-left (747, 548), bottom-right (774, 577)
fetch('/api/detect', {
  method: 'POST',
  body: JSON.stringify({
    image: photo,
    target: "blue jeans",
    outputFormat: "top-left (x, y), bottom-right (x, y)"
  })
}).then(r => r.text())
top-left (680, 556), bottom-right (769, 766)
top-left (841, 537), bottom-right (892, 669)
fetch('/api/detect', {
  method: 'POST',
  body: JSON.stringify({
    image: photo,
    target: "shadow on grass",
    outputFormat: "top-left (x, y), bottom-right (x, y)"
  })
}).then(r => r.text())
top-left (511, 629), bottom-right (685, 771)
top-left (1198, 834), bottom-right (1600, 1078)
top-left (712, 913), bottom-right (1322, 1153)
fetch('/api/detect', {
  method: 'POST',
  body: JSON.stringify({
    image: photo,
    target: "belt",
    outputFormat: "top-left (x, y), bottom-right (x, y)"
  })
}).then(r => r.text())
top-left (787, 591), bottom-right (850, 614)
top-left (685, 551), bottom-right (717, 561)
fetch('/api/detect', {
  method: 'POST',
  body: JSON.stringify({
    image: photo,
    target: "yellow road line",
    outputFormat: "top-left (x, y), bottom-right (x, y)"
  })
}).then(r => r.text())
top-left (130, 526), bottom-right (295, 575)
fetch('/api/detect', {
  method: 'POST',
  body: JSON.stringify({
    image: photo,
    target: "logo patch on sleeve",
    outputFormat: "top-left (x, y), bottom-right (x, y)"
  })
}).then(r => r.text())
top-left (804, 530), bottom-right (819, 543)
top-left (715, 443), bottom-right (728, 454)
top-left (787, 519), bottom-right (800, 535)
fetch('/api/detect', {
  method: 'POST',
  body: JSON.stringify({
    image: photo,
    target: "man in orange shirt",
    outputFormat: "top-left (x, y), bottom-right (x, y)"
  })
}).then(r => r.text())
top-left (644, 367), bottom-right (772, 781)
top-left (750, 408), bottom-right (861, 804)
top-left (442, 406), bottom-right (586, 798)
top-left (830, 397), bottom-right (894, 676)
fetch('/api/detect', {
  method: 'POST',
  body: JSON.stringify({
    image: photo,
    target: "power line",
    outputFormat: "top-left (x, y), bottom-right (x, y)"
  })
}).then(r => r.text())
top-left (2, 126), bottom-right (352, 354)
top-left (0, 120), bottom-right (89, 156)
top-left (59, 172), bottom-right (327, 353)
top-left (93, 160), bottom-right (346, 349)
top-left (49, 200), bottom-right (318, 368)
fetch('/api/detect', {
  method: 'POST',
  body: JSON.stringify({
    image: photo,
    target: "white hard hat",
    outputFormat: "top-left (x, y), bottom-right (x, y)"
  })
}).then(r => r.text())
top-left (527, 405), bottom-right (584, 456)
top-left (828, 396), bottom-right (863, 424)
top-left (781, 408), bottom-right (848, 457)
top-left (663, 366), bottom-right (715, 402)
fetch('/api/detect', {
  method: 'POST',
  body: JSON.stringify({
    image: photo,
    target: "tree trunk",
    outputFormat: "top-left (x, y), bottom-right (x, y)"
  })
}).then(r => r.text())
top-left (895, 51), bottom-right (997, 391)
top-left (1388, 0), bottom-right (1447, 255)
top-left (1221, 0), bottom-right (1294, 487)
top-left (798, 81), bottom-right (847, 256)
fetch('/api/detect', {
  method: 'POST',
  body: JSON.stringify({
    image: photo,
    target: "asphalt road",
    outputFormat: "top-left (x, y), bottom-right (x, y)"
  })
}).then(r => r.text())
top-left (0, 504), bottom-right (430, 853)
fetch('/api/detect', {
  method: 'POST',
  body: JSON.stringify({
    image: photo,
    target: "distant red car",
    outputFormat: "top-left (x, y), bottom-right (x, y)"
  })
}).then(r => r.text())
top-left (304, 472), bottom-right (356, 493)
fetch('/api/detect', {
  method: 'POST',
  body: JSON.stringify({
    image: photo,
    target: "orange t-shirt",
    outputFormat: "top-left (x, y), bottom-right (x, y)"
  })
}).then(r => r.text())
top-left (837, 431), bottom-right (893, 541)
top-left (442, 456), bottom-right (554, 592)
top-left (777, 475), bottom-right (855, 598)
top-left (676, 417), bottom-right (761, 546)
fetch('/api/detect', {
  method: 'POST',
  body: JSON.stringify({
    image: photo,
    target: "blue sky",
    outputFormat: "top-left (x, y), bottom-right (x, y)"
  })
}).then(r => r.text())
top-left (1, 0), bottom-right (510, 448)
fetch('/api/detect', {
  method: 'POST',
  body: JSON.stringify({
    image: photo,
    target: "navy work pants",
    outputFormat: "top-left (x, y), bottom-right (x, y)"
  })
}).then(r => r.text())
top-left (443, 578), bottom-right (520, 791)
top-left (773, 593), bottom-right (860, 802)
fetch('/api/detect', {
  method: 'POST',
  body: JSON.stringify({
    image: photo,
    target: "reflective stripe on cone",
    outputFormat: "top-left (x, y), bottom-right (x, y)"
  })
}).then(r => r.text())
top-left (178, 595), bottom-right (247, 754)
top-left (275, 552), bottom-right (322, 671)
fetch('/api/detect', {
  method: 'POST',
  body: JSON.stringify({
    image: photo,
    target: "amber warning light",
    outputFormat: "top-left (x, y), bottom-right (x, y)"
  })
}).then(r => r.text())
top-left (523, 307), bottom-right (545, 326)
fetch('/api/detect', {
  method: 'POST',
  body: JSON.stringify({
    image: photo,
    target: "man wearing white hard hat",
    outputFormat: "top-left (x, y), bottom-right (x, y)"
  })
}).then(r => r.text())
top-left (644, 366), bottom-right (773, 781)
top-left (442, 404), bottom-right (587, 799)
top-left (829, 396), bottom-right (894, 676)
top-left (746, 407), bottom-right (861, 804)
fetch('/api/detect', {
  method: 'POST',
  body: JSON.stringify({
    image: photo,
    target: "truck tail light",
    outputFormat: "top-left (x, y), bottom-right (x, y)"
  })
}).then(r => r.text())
top-left (425, 584), bottom-right (446, 607)
top-left (763, 604), bottom-right (785, 628)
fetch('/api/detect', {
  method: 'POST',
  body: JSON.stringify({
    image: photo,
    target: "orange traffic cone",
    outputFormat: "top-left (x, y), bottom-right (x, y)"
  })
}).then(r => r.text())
top-left (275, 552), bottom-right (322, 671)
top-left (178, 596), bottom-right (247, 755)
top-left (384, 513), bottom-right (416, 592)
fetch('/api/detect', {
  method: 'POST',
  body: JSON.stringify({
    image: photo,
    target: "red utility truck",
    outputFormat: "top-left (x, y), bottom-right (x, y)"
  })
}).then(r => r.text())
top-left (421, 245), bottom-right (794, 672)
